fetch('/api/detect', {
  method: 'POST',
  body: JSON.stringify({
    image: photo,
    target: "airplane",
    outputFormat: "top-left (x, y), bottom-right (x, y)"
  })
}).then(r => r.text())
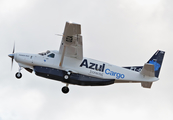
top-left (8, 22), bottom-right (165, 94)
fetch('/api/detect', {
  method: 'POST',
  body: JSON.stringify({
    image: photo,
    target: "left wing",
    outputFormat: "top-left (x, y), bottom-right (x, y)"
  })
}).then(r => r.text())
top-left (59, 22), bottom-right (83, 66)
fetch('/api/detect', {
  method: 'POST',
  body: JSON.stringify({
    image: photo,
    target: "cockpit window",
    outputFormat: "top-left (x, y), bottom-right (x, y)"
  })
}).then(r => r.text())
top-left (47, 53), bottom-right (55, 58)
top-left (38, 50), bottom-right (50, 56)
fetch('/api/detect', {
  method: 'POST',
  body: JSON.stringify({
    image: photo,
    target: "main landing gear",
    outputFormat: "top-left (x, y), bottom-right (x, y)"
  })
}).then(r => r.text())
top-left (62, 84), bottom-right (69, 94)
top-left (15, 67), bottom-right (22, 79)
top-left (62, 71), bottom-right (71, 94)
top-left (64, 71), bottom-right (71, 80)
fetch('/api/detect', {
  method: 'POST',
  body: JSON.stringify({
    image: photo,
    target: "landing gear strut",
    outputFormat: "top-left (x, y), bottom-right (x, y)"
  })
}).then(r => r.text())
top-left (62, 71), bottom-right (72, 94)
top-left (62, 83), bottom-right (69, 94)
top-left (15, 67), bottom-right (22, 79)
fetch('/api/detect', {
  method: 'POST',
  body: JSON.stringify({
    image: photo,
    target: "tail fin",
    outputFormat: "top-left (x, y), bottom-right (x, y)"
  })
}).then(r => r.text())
top-left (141, 50), bottom-right (165, 88)
top-left (123, 50), bottom-right (165, 78)
top-left (123, 50), bottom-right (165, 89)
top-left (147, 50), bottom-right (165, 78)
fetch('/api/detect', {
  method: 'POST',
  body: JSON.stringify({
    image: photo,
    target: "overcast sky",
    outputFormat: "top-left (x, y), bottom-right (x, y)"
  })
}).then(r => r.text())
top-left (0, 0), bottom-right (173, 120)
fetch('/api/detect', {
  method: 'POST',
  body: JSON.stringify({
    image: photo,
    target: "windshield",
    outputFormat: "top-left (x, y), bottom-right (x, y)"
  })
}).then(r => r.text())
top-left (47, 53), bottom-right (55, 58)
top-left (38, 50), bottom-right (50, 56)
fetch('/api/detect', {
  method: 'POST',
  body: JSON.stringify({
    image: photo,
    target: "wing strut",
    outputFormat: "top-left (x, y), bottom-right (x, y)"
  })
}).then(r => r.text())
top-left (59, 45), bottom-right (66, 67)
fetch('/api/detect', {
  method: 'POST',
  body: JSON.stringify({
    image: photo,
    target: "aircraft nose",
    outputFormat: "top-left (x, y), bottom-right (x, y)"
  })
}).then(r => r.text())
top-left (8, 54), bottom-right (15, 58)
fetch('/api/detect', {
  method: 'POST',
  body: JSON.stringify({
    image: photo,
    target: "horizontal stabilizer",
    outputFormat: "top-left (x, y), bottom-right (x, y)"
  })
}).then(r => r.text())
top-left (140, 63), bottom-right (155, 77)
top-left (141, 82), bottom-right (153, 88)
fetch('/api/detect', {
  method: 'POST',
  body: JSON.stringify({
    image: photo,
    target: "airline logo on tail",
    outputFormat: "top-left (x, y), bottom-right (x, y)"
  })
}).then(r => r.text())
top-left (149, 60), bottom-right (160, 71)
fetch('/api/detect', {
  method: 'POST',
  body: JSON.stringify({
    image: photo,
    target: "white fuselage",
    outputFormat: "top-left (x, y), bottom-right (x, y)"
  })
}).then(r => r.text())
top-left (14, 50), bottom-right (158, 83)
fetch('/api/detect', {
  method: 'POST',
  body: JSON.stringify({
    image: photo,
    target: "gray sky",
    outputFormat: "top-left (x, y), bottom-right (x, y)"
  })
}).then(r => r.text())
top-left (0, 0), bottom-right (173, 120)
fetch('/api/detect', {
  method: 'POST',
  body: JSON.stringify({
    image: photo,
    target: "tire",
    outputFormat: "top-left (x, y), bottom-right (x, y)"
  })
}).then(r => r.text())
top-left (62, 86), bottom-right (69, 94)
top-left (15, 72), bottom-right (22, 79)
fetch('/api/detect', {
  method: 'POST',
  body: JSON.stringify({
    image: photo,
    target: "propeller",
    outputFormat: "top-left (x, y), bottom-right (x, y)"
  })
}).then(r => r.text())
top-left (8, 43), bottom-right (15, 70)
top-left (55, 34), bottom-right (64, 37)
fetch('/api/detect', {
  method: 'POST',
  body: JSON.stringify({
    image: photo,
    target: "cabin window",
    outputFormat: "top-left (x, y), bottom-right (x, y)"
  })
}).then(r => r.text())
top-left (47, 53), bottom-right (55, 58)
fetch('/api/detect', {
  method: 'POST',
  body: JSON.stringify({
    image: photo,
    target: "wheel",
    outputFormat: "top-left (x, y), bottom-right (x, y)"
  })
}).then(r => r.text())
top-left (62, 86), bottom-right (69, 94)
top-left (15, 72), bottom-right (22, 79)
top-left (64, 75), bottom-right (69, 80)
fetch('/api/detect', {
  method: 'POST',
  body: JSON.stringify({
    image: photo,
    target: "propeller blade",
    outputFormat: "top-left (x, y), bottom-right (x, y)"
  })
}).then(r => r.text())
top-left (11, 57), bottom-right (14, 70)
top-left (9, 42), bottom-right (15, 70)
top-left (55, 34), bottom-right (64, 36)
top-left (13, 42), bottom-right (15, 53)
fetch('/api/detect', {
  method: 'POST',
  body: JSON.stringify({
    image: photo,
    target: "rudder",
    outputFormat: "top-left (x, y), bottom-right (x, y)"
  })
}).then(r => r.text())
top-left (147, 50), bottom-right (165, 78)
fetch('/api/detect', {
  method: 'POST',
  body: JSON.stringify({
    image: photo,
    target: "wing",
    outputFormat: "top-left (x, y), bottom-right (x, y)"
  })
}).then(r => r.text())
top-left (59, 22), bottom-right (83, 60)
top-left (58, 22), bottom-right (83, 67)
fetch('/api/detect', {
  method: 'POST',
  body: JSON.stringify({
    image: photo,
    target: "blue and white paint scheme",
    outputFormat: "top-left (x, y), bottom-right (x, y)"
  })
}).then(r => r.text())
top-left (8, 22), bottom-right (165, 94)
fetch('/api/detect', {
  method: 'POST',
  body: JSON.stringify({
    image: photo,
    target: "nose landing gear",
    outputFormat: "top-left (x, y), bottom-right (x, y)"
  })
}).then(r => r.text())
top-left (15, 72), bottom-right (22, 79)
top-left (15, 67), bottom-right (22, 79)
